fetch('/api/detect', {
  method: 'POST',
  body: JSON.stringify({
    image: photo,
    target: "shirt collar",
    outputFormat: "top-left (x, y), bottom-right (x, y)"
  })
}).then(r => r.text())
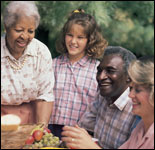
top-left (60, 53), bottom-right (90, 67)
top-left (24, 38), bottom-right (38, 57)
top-left (78, 55), bottom-right (90, 67)
top-left (145, 122), bottom-right (154, 138)
top-left (59, 54), bottom-right (69, 64)
top-left (110, 88), bottom-right (131, 111)
top-left (138, 121), bottom-right (154, 138)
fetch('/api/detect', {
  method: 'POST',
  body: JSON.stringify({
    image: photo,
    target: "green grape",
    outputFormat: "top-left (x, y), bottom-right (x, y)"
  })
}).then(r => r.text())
top-left (28, 132), bottom-right (60, 149)
top-left (49, 137), bottom-right (53, 141)
top-left (34, 142), bottom-right (39, 147)
top-left (45, 132), bottom-right (49, 136)
top-left (40, 139), bottom-right (43, 143)
top-left (37, 143), bottom-right (42, 148)
top-left (43, 143), bottom-right (47, 147)
top-left (51, 134), bottom-right (53, 137)
top-left (43, 138), bottom-right (48, 143)
top-left (47, 143), bottom-right (51, 147)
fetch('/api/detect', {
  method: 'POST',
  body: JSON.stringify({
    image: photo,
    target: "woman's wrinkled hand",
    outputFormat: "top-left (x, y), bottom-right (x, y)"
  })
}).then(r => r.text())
top-left (61, 125), bottom-right (101, 149)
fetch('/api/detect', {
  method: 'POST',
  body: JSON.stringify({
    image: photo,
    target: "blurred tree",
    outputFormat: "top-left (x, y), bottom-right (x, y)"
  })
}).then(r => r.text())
top-left (1, 1), bottom-right (154, 58)
top-left (102, 1), bottom-right (154, 57)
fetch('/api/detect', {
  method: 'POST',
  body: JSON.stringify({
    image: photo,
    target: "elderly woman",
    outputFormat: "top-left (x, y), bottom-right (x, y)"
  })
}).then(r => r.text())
top-left (61, 56), bottom-right (154, 149)
top-left (1, 1), bottom-right (54, 126)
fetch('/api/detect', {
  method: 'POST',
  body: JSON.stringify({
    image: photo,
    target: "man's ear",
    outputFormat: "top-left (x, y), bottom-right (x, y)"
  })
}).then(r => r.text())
top-left (126, 77), bottom-right (131, 83)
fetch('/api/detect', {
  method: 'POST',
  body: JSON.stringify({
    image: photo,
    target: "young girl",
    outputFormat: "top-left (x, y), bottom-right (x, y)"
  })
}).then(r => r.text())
top-left (48, 9), bottom-right (108, 139)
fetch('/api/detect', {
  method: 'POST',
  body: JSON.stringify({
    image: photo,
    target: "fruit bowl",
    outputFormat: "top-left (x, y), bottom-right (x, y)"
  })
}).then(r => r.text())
top-left (23, 124), bottom-right (60, 149)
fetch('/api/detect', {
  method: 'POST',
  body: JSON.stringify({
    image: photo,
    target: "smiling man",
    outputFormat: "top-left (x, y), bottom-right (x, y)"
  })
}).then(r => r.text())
top-left (78, 46), bottom-right (138, 149)
top-left (61, 46), bottom-right (139, 149)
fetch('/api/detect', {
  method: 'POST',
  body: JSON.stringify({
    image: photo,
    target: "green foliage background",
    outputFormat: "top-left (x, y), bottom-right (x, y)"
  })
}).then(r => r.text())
top-left (1, 1), bottom-right (154, 58)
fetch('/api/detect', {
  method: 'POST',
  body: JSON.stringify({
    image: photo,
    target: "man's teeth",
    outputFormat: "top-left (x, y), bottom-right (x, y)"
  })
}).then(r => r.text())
top-left (100, 83), bottom-right (110, 86)
top-left (132, 102), bottom-right (140, 105)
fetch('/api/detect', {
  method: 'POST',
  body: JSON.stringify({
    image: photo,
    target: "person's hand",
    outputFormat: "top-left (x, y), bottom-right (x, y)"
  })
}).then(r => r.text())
top-left (61, 125), bottom-right (101, 149)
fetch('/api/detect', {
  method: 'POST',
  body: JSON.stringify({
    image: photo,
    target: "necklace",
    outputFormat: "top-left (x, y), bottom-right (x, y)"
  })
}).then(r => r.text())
top-left (7, 55), bottom-right (27, 70)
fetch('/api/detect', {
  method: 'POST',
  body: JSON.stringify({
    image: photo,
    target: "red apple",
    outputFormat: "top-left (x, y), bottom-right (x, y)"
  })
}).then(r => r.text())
top-left (25, 135), bottom-right (35, 145)
top-left (32, 130), bottom-right (43, 141)
top-left (43, 127), bottom-right (51, 134)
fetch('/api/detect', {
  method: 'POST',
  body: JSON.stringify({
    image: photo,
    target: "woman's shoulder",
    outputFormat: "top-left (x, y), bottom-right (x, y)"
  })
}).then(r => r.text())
top-left (28, 38), bottom-right (52, 58)
top-left (1, 35), bottom-right (6, 46)
top-left (1, 35), bottom-right (5, 47)
top-left (30, 38), bottom-right (49, 50)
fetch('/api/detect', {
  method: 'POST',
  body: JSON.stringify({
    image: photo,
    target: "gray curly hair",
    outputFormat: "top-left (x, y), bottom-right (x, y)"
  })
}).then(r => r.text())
top-left (103, 46), bottom-right (137, 74)
top-left (3, 1), bottom-right (40, 29)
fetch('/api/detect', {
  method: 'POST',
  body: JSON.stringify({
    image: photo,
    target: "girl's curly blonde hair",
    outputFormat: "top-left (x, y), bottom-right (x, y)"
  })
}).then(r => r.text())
top-left (56, 9), bottom-right (108, 59)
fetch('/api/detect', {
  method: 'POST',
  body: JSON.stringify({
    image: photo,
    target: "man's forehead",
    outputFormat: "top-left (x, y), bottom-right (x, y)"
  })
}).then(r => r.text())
top-left (100, 54), bottom-right (123, 67)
